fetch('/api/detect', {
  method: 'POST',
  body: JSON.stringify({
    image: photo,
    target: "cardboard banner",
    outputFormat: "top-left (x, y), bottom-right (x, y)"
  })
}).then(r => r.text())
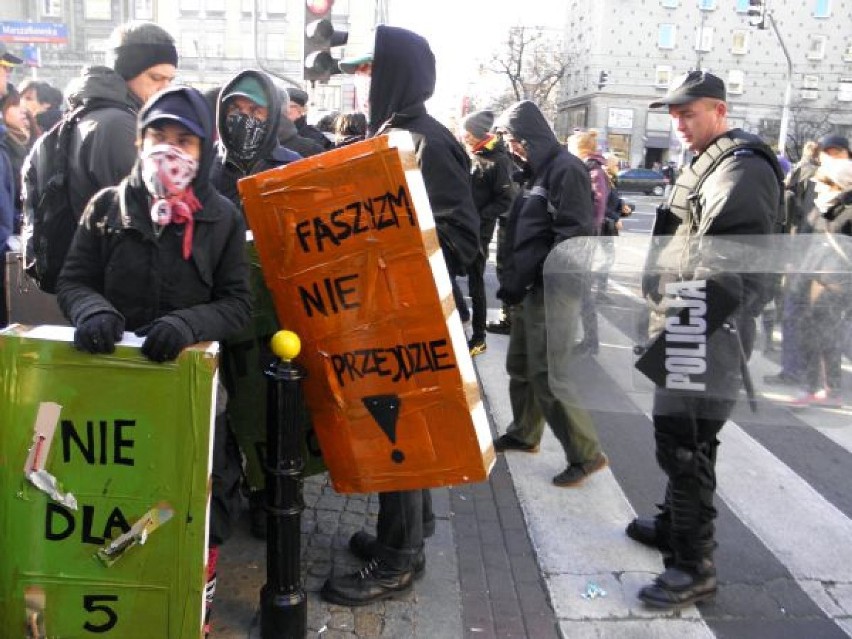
top-left (239, 132), bottom-right (494, 494)
top-left (0, 326), bottom-right (216, 639)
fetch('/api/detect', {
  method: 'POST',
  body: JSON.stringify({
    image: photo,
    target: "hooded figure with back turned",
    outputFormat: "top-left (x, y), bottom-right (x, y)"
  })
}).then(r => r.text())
top-left (320, 24), bottom-right (480, 607)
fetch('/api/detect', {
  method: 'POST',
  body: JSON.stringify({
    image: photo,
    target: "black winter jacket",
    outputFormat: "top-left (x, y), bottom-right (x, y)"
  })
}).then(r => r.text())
top-left (278, 116), bottom-right (325, 158)
top-left (493, 101), bottom-right (595, 304)
top-left (57, 86), bottom-right (252, 342)
top-left (295, 116), bottom-right (332, 150)
top-left (470, 136), bottom-right (516, 222)
top-left (368, 25), bottom-right (480, 276)
top-left (65, 66), bottom-right (142, 220)
top-left (643, 129), bottom-right (781, 404)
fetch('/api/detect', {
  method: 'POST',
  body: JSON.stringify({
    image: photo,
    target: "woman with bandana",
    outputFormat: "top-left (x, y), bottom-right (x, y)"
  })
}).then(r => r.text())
top-left (56, 85), bottom-right (252, 637)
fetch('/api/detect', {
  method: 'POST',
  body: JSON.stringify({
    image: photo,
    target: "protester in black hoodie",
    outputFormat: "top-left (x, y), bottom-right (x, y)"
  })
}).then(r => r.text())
top-left (321, 25), bottom-right (480, 607)
top-left (210, 69), bottom-right (302, 540)
top-left (490, 100), bottom-right (606, 489)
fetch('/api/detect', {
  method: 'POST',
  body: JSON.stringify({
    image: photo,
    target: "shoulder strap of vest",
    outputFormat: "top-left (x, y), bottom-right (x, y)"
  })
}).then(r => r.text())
top-left (668, 130), bottom-right (783, 228)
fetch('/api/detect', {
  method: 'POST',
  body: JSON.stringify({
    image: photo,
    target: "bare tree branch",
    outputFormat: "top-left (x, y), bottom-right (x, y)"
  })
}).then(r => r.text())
top-left (484, 26), bottom-right (568, 122)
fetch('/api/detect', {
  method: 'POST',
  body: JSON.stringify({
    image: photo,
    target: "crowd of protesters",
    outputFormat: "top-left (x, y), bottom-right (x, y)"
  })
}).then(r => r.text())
top-left (1, 20), bottom-right (851, 634)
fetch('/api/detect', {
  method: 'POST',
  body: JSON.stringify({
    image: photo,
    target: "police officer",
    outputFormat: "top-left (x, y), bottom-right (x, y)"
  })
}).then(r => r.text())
top-left (629, 71), bottom-right (782, 609)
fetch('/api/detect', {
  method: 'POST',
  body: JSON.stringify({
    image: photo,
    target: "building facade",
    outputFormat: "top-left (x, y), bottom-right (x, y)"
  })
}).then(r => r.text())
top-left (555, 0), bottom-right (852, 167)
top-left (2, 0), bottom-right (377, 117)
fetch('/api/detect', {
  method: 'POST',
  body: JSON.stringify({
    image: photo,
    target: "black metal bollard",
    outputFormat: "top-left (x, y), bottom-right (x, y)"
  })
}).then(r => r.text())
top-left (260, 331), bottom-right (306, 638)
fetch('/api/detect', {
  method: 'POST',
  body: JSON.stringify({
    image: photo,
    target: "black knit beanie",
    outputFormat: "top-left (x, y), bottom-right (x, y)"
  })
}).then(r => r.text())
top-left (112, 22), bottom-right (178, 81)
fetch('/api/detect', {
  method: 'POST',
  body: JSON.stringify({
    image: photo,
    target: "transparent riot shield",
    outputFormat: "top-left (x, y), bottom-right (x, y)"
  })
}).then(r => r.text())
top-left (543, 233), bottom-right (852, 423)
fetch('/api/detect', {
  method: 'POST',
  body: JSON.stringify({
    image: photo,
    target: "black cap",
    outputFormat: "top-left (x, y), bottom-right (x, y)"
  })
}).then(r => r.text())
top-left (287, 87), bottom-right (308, 107)
top-left (819, 134), bottom-right (850, 154)
top-left (649, 70), bottom-right (726, 109)
top-left (0, 42), bottom-right (23, 66)
top-left (140, 91), bottom-right (206, 138)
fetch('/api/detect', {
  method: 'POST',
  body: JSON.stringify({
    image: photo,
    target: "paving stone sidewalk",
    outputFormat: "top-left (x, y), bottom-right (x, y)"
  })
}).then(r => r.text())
top-left (212, 353), bottom-right (560, 639)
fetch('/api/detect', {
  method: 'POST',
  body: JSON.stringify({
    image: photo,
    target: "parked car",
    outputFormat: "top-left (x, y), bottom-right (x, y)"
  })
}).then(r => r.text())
top-left (616, 168), bottom-right (668, 196)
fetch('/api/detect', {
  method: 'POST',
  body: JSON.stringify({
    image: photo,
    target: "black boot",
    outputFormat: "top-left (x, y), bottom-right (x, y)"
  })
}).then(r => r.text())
top-left (625, 516), bottom-right (671, 553)
top-left (349, 531), bottom-right (426, 579)
top-left (320, 557), bottom-right (415, 606)
top-left (638, 557), bottom-right (717, 609)
top-left (486, 318), bottom-right (511, 335)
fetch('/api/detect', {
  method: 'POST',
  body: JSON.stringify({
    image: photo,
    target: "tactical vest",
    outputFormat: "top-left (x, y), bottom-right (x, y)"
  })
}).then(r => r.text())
top-left (659, 129), bottom-right (784, 238)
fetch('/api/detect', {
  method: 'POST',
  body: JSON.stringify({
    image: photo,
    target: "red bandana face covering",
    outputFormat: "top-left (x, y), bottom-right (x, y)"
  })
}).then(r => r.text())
top-left (141, 144), bottom-right (202, 259)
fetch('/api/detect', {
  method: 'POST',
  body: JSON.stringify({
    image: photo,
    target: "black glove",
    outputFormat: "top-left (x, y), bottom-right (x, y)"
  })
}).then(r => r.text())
top-left (74, 313), bottom-right (125, 354)
top-left (136, 315), bottom-right (196, 363)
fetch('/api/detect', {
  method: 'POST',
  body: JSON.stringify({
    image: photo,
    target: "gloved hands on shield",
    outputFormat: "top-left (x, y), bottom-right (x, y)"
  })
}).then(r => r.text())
top-left (136, 315), bottom-right (196, 363)
top-left (74, 312), bottom-right (125, 354)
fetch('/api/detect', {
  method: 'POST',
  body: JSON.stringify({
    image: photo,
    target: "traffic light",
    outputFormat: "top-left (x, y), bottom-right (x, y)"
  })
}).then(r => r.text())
top-left (598, 71), bottom-right (609, 90)
top-left (303, 0), bottom-right (349, 84)
top-left (747, 0), bottom-right (766, 29)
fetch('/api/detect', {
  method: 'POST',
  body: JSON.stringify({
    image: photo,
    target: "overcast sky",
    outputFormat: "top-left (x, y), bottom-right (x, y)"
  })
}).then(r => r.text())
top-left (385, 0), bottom-right (568, 118)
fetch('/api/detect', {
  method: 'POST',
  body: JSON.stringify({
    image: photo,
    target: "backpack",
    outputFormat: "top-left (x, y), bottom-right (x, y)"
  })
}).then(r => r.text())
top-left (21, 100), bottom-right (126, 294)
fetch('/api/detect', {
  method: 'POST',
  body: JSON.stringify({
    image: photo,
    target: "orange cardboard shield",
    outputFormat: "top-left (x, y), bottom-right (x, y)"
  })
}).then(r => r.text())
top-left (239, 133), bottom-right (494, 493)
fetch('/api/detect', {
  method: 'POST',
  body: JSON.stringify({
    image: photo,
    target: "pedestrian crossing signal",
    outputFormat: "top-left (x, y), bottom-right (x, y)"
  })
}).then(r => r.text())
top-left (304, 0), bottom-right (349, 84)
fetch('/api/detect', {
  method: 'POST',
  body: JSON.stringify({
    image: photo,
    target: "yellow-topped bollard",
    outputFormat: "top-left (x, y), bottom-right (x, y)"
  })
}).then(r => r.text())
top-left (270, 330), bottom-right (301, 361)
top-left (262, 329), bottom-right (306, 638)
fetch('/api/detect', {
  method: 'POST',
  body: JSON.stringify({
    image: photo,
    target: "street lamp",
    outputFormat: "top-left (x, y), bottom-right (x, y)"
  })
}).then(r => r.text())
top-left (749, 0), bottom-right (792, 157)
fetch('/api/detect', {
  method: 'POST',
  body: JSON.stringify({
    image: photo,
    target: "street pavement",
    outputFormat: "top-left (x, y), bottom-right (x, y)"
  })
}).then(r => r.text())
top-left (211, 205), bottom-right (852, 638)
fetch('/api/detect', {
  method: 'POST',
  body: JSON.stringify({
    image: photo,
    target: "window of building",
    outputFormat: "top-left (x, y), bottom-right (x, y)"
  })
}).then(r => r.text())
top-left (813, 0), bottom-right (831, 17)
top-left (180, 0), bottom-right (201, 12)
top-left (86, 38), bottom-right (107, 54)
top-left (698, 0), bottom-right (716, 10)
top-left (180, 32), bottom-right (201, 57)
top-left (807, 35), bottom-right (827, 60)
top-left (695, 26), bottom-right (713, 52)
top-left (266, 0), bottom-right (287, 14)
top-left (734, 0), bottom-right (750, 12)
top-left (655, 66), bottom-right (673, 88)
top-left (843, 42), bottom-right (852, 62)
top-left (240, 36), bottom-right (255, 59)
top-left (801, 88), bottom-right (818, 100)
top-left (205, 32), bottom-right (225, 57)
top-left (266, 33), bottom-right (288, 60)
top-left (658, 24), bottom-right (676, 49)
top-left (727, 70), bottom-right (744, 94)
top-left (802, 75), bottom-right (820, 89)
top-left (206, 0), bottom-right (226, 13)
top-left (134, 0), bottom-right (154, 19)
top-left (42, 0), bottom-right (61, 17)
top-left (241, 0), bottom-right (253, 13)
top-left (661, 0), bottom-right (679, 7)
top-left (85, 0), bottom-right (112, 19)
top-left (839, 78), bottom-right (852, 102)
top-left (731, 30), bottom-right (749, 54)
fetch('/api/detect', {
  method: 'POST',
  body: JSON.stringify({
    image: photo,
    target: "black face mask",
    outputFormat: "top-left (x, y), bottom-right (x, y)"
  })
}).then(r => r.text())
top-left (225, 112), bottom-right (267, 163)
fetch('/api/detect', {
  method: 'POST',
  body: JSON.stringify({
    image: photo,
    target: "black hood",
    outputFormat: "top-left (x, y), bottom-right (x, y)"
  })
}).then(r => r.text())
top-left (368, 25), bottom-right (435, 134)
top-left (66, 65), bottom-right (141, 111)
top-left (493, 100), bottom-right (561, 176)
top-left (216, 69), bottom-right (282, 169)
top-left (133, 85), bottom-right (216, 200)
